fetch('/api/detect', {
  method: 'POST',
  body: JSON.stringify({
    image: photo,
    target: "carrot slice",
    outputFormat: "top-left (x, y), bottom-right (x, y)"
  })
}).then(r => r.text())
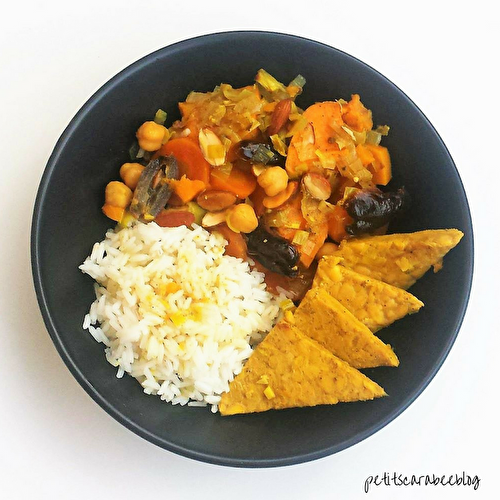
top-left (102, 204), bottom-right (125, 222)
top-left (367, 144), bottom-right (392, 185)
top-left (212, 223), bottom-right (248, 260)
top-left (178, 102), bottom-right (196, 120)
top-left (157, 138), bottom-right (210, 186)
top-left (298, 222), bottom-right (328, 268)
top-left (355, 143), bottom-right (375, 167)
top-left (356, 144), bottom-right (392, 186)
top-left (265, 192), bottom-right (325, 268)
top-left (210, 166), bottom-right (257, 199)
top-left (249, 184), bottom-right (267, 217)
top-left (170, 176), bottom-right (206, 204)
top-left (271, 192), bottom-right (307, 241)
top-left (341, 94), bottom-right (373, 132)
top-left (285, 101), bottom-right (344, 177)
top-left (327, 205), bottom-right (353, 243)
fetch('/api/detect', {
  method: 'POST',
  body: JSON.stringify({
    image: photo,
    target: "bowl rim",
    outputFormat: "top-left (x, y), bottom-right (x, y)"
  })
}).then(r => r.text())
top-left (31, 30), bottom-right (474, 468)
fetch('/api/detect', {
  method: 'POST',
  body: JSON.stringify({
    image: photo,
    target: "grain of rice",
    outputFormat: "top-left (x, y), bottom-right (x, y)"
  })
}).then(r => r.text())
top-left (83, 314), bottom-right (91, 330)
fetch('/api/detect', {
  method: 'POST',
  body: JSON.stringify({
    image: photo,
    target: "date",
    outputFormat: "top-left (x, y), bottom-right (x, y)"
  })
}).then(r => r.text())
top-left (344, 187), bottom-right (409, 235)
top-left (246, 225), bottom-right (299, 277)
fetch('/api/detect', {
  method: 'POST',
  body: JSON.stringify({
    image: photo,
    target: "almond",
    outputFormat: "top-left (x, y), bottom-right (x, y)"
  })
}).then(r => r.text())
top-left (198, 128), bottom-right (226, 166)
top-left (267, 98), bottom-right (292, 136)
top-left (196, 190), bottom-right (237, 212)
top-left (302, 173), bottom-right (331, 200)
top-left (201, 210), bottom-right (227, 228)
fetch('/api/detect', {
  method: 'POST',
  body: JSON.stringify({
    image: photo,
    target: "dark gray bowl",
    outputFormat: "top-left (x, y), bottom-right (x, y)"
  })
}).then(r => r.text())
top-left (31, 31), bottom-right (473, 467)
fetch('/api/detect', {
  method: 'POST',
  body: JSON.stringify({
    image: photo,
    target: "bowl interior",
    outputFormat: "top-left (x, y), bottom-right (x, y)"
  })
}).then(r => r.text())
top-left (32, 32), bottom-right (473, 467)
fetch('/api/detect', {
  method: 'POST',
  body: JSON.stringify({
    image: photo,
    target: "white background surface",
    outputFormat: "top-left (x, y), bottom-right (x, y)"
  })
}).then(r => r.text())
top-left (1, 1), bottom-right (498, 498)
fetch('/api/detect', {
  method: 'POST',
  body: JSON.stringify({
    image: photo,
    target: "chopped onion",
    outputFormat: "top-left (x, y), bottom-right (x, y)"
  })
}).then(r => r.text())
top-left (154, 109), bottom-right (167, 125)
top-left (343, 187), bottom-right (361, 201)
top-left (285, 114), bottom-right (308, 138)
top-left (301, 194), bottom-right (328, 226)
top-left (270, 134), bottom-right (287, 157)
top-left (256, 69), bottom-right (286, 93)
top-left (366, 125), bottom-right (390, 145)
top-left (341, 125), bottom-right (366, 145)
top-left (365, 131), bottom-right (382, 145)
top-left (129, 141), bottom-right (139, 160)
top-left (287, 75), bottom-right (306, 98)
top-left (209, 105), bottom-right (226, 124)
top-left (221, 84), bottom-right (254, 102)
top-left (288, 74), bottom-right (306, 89)
top-left (341, 125), bottom-right (357, 141)
top-left (255, 69), bottom-right (289, 101)
top-left (315, 149), bottom-right (337, 170)
top-left (300, 238), bottom-right (316, 257)
top-left (318, 200), bottom-right (335, 213)
top-left (241, 143), bottom-right (278, 165)
top-left (375, 125), bottom-right (390, 135)
top-left (213, 162), bottom-right (233, 179)
top-left (266, 211), bottom-right (287, 227)
top-left (186, 91), bottom-right (206, 103)
top-left (279, 299), bottom-right (296, 312)
top-left (292, 230), bottom-right (309, 245)
top-left (266, 211), bottom-right (301, 229)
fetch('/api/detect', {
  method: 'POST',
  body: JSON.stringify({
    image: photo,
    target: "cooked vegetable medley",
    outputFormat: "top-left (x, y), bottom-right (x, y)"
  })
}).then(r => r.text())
top-left (91, 69), bottom-right (464, 415)
top-left (102, 69), bottom-right (408, 297)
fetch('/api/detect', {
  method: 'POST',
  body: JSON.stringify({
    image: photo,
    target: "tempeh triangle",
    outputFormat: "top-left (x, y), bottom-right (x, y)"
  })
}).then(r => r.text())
top-left (323, 229), bottom-right (463, 290)
top-left (292, 287), bottom-right (399, 368)
top-left (219, 321), bottom-right (386, 416)
top-left (313, 258), bottom-right (424, 332)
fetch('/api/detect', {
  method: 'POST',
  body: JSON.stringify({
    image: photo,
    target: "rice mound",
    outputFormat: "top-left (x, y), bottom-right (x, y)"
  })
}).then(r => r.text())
top-left (79, 222), bottom-right (282, 412)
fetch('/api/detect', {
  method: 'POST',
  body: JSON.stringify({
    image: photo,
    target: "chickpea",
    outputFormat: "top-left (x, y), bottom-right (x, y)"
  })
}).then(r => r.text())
top-left (257, 166), bottom-right (288, 197)
top-left (136, 121), bottom-right (168, 151)
top-left (120, 162), bottom-right (144, 189)
top-left (226, 203), bottom-right (258, 233)
top-left (105, 181), bottom-right (133, 209)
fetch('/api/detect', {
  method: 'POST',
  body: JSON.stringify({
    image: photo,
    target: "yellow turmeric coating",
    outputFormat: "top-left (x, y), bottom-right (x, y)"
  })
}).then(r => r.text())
top-left (313, 260), bottom-right (424, 332)
top-left (325, 229), bottom-right (464, 290)
top-left (292, 288), bottom-right (399, 368)
top-left (219, 322), bottom-right (385, 416)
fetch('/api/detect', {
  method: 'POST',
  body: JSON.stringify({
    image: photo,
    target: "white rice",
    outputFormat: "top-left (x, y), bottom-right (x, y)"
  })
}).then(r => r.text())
top-left (79, 222), bottom-right (283, 412)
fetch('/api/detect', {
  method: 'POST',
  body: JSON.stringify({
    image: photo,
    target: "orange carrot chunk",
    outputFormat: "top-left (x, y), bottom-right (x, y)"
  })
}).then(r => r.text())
top-left (249, 184), bottom-right (268, 217)
top-left (367, 144), bottom-right (392, 185)
top-left (102, 204), bottom-right (125, 222)
top-left (298, 222), bottom-right (328, 268)
top-left (327, 205), bottom-right (353, 243)
top-left (157, 138), bottom-right (211, 186)
top-left (212, 223), bottom-right (248, 260)
top-left (210, 166), bottom-right (257, 199)
top-left (341, 94), bottom-right (373, 132)
top-left (170, 176), bottom-right (206, 204)
top-left (356, 144), bottom-right (392, 186)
